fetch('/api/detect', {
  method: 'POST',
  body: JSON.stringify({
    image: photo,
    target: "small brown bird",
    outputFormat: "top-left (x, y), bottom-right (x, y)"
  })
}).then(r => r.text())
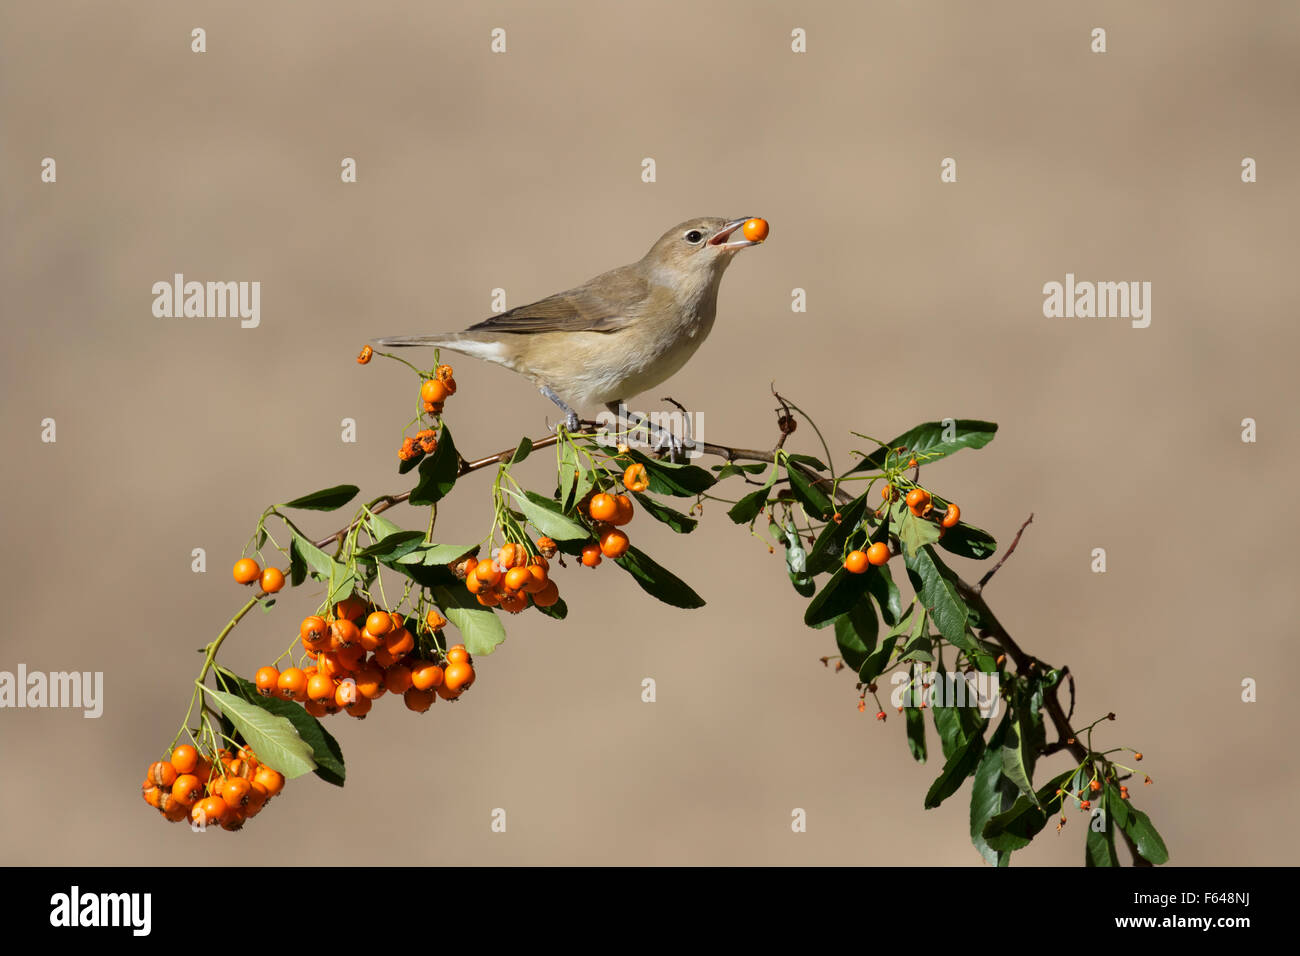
top-left (376, 216), bottom-right (765, 429)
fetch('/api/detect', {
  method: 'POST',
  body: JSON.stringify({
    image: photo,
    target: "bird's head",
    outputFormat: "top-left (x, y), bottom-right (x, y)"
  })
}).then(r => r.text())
top-left (640, 216), bottom-right (765, 295)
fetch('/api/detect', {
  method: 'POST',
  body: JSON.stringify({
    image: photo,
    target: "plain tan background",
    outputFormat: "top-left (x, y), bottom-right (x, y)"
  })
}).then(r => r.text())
top-left (2, 1), bottom-right (1297, 866)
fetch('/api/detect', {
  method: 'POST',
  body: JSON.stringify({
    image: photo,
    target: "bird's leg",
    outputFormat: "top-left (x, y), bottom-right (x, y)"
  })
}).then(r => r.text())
top-left (540, 385), bottom-right (581, 433)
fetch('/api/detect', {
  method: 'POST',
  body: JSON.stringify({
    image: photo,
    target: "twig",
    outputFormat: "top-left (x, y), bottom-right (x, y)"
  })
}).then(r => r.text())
top-left (976, 513), bottom-right (1034, 593)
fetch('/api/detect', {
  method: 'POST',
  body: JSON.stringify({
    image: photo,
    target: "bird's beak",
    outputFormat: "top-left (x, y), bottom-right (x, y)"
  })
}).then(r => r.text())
top-left (708, 217), bottom-right (760, 251)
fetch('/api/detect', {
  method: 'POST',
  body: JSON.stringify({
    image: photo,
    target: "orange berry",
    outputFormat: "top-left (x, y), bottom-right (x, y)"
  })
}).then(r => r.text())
top-left (741, 218), bottom-right (769, 242)
top-left (435, 363), bottom-right (454, 382)
top-left (404, 687), bottom-right (436, 713)
top-left (533, 580), bottom-right (560, 608)
top-left (232, 558), bottom-right (261, 585)
top-left (1134, 753), bottom-right (1143, 761)
top-left (254, 666), bottom-right (280, 696)
top-left (444, 661), bottom-right (475, 693)
top-left (537, 537), bottom-right (558, 558)
top-left (475, 562), bottom-right (502, 587)
top-left (334, 679), bottom-right (359, 708)
top-left (364, 611), bottom-right (392, 636)
top-left (259, 567), bottom-right (286, 594)
top-left (170, 744), bottom-right (199, 775)
top-left (300, 616), bottom-right (330, 653)
top-left (420, 379), bottom-right (449, 404)
top-left (504, 566), bottom-right (531, 592)
top-left (330, 619), bottom-right (361, 650)
top-left (221, 778), bottom-right (253, 808)
top-left (844, 550), bottom-right (869, 574)
top-left (384, 663), bottom-right (414, 694)
top-left (171, 774), bottom-right (203, 807)
top-left (303, 700), bottom-right (330, 718)
top-left (465, 568), bottom-right (484, 595)
top-left (498, 543), bottom-right (518, 568)
top-left (499, 591), bottom-right (528, 614)
top-left (384, 627), bottom-right (415, 658)
top-left (353, 663), bottom-right (385, 699)
top-left (612, 494), bottom-right (634, 526)
top-left (599, 527), bottom-right (630, 559)
top-left (252, 766), bottom-right (284, 798)
top-left (1080, 800), bottom-right (1091, 810)
top-left (357, 344), bottom-right (373, 364)
top-left (191, 796), bottom-right (228, 827)
top-left (866, 542), bottom-right (891, 566)
top-left (147, 760), bottom-right (178, 788)
top-left (905, 489), bottom-right (930, 511)
top-left (623, 463), bottom-right (650, 493)
top-left (410, 660), bottom-right (445, 691)
top-left (425, 610), bottom-right (448, 632)
top-left (588, 493), bottom-right (618, 522)
top-left (523, 564), bottom-right (549, 593)
top-left (476, 590), bottom-right (501, 607)
top-left (581, 542), bottom-right (602, 567)
top-left (276, 667), bottom-right (308, 701)
top-left (446, 645), bottom-right (470, 666)
top-left (307, 673), bottom-right (337, 704)
top-left (335, 595), bottom-right (368, 621)
top-left (941, 504), bottom-right (961, 528)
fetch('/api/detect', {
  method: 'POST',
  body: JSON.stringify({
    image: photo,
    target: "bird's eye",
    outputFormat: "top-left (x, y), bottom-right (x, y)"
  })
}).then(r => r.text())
top-left (684, 230), bottom-right (704, 244)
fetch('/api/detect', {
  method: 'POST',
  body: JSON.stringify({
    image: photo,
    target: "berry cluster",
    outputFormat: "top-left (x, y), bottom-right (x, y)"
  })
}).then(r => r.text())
top-left (141, 744), bottom-right (285, 832)
top-left (844, 485), bottom-right (963, 574)
top-left (464, 543), bottom-right (559, 612)
top-left (577, 480), bottom-right (638, 568)
top-left (258, 598), bottom-right (476, 716)
top-left (398, 364), bottom-right (458, 461)
top-left (231, 557), bottom-right (285, 593)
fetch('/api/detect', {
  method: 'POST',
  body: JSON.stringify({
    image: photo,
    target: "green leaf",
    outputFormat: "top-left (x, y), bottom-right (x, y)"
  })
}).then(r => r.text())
top-left (509, 489), bottom-right (589, 541)
top-left (366, 512), bottom-right (405, 541)
top-left (510, 437), bottom-right (533, 465)
top-left (395, 542), bottom-right (478, 566)
top-left (859, 636), bottom-right (900, 685)
top-left (630, 490), bottom-right (697, 533)
top-left (981, 769), bottom-right (1075, 852)
top-left (867, 563), bottom-right (903, 627)
top-left (806, 493), bottom-right (869, 575)
top-left (1106, 782), bottom-right (1130, 829)
top-left (282, 484), bottom-right (360, 512)
top-left (785, 460), bottom-right (833, 519)
top-left (354, 530), bottom-right (426, 561)
top-left (1086, 807), bottom-right (1120, 867)
top-left (290, 532), bottom-right (356, 605)
top-left (614, 545), bottom-right (706, 609)
top-left (970, 716), bottom-right (1017, 865)
top-left (533, 596), bottom-right (568, 620)
top-left (215, 669), bottom-right (345, 786)
top-left (905, 546), bottom-right (982, 656)
top-left (622, 449), bottom-right (717, 497)
top-left (1120, 807), bottom-right (1170, 865)
top-left (433, 584), bottom-right (506, 656)
top-left (924, 727), bottom-right (986, 809)
top-left (558, 441), bottom-right (582, 512)
top-left (890, 499), bottom-right (942, 558)
top-left (938, 522), bottom-right (998, 561)
top-left (833, 600), bottom-right (878, 672)
top-left (727, 487), bottom-right (770, 524)
top-left (201, 687), bottom-right (317, 778)
top-left (849, 420), bottom-right (998, 474)
top-left (905, 706), bottom-right (927, 763)
top-left (804, 565), bottom-right (873, 629)
top-left (712, 461), bottom-right (768, 478)
top-left (1001, 716), bottom-right (1037, 802)
top-left (409, 425), bottom-right (459, 506)
top-left (787, 453), bottom-right (829, 472)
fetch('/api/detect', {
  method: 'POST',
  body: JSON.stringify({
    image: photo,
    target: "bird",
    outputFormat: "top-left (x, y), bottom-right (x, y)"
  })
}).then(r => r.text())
top-left (375, 216), bottom-right (766, 432)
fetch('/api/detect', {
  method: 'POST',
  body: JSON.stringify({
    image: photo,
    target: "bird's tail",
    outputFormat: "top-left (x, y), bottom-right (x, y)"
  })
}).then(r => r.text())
top-left (373, 332), bottom-right (508, 364)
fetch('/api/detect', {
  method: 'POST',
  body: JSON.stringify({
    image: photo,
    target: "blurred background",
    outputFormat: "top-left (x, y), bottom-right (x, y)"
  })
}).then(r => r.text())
top-left (2, 0), bottom-right (1297, 865)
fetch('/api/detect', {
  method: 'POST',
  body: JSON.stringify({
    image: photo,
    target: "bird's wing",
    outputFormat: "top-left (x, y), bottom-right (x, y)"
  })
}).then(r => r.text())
top-left (464, 266), bottom-right (646, 335)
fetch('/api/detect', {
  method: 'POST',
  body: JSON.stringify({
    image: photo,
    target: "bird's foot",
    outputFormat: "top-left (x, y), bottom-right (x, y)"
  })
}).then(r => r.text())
top-left (541, 385), bottom-right (582, 435)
